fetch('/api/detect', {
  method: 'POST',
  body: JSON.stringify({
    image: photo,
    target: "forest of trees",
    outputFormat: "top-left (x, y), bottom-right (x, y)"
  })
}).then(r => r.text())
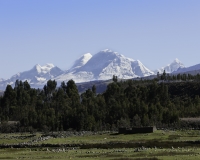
top-left (1, 72), bottom-right (200, 132)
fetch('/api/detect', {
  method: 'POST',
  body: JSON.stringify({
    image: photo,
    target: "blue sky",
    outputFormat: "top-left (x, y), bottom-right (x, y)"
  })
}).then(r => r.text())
top-left (1, 0), bottom-right (200, 79)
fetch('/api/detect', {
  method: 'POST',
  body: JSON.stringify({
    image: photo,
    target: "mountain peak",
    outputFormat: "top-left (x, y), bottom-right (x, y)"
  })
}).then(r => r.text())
top-left (82, 53), bottom-right (92, 60)
top-left (155, 58), bottom-right (185, 74)
top-left (0, 63), bottom-right (64, 90)
top-left (173, 58), bottom-right (181, 64)
top-left (0, 78), bottom-right (5, 82)
top-left (34, 64), bottom-right (41, 67)
top-left (34, 64), bottom-right (42, 73)
top-left (45, 63), bottom-right (55, 68)
top-left (33, 63), bottom-right (56, 74)
top-left (99, 49), bottom-right (118, 55)
top-left (34, 63), bottom-right (55, 68)
top-left (70, 53), bottom-right (92, 70)
top-left (0, 49), bottom-right (191, 91)
top-left (102, 49), bottom-right (113, 52)
top-left (170, 58), bottom-right (184, 67)
top-left (62, 50), bottom-right (154, 82)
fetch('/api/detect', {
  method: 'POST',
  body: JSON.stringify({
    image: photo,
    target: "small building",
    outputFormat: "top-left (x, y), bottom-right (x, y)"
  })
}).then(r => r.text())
top-left (119, 126), bottom-right (156, 134)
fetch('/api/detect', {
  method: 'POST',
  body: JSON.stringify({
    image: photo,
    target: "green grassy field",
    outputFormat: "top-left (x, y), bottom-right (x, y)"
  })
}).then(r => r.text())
top-left (1, 130), bottom-right (200, 145)
top-left (1, 130), bottom-right (200, 159)
top-left (1, 147), bottom-right (200, 160)
top-left (34, 130), bottom-right (200, 145)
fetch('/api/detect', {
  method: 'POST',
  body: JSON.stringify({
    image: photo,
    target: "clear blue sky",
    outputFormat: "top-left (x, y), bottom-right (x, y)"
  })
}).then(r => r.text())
top-left (1, 0), bottom-right (200, 79)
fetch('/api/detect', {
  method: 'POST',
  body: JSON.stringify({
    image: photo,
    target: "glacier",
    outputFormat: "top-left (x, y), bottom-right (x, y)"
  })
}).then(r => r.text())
top-left (0, 49), bottom-right (195, 90)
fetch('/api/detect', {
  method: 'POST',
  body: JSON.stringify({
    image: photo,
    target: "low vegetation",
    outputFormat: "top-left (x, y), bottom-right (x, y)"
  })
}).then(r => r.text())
top-left (1, 130), bottom-right (200, 159)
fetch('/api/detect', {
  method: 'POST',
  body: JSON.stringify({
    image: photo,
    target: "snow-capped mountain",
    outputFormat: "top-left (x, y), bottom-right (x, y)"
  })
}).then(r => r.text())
top-left (0, 64), bottom-right (63, 89)
top-left (173, 63), bottom-right (200, 74)
top-left (55, 49), bottom-right (154, 83)
top-left (1, 49), bottom-right (195, 91)
top-left (154, 58), bottom-right (185, 74)
top-left (70, 53), bottom-right (92, 71)
top-left (0, 78), bottom-right (5, 82)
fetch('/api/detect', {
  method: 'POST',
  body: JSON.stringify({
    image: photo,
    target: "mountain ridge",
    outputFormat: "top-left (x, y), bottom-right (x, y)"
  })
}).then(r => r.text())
top-left (0, 49), bottom-right (198, 90)
top-left (0, 63), bottom-right (63, 89)
top-left (55, 49), bottom-right (154, 84)
top-left (173, 63), bottom-right (200, 74)
top-left (154, 58), bottom-right (185, 74)
top-left (70, 53), bottom-right (92, 71)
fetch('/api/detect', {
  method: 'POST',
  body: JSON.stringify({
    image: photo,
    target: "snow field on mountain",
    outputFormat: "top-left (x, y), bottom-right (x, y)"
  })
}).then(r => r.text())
top-left (0, 49), bottom-right (192, 90)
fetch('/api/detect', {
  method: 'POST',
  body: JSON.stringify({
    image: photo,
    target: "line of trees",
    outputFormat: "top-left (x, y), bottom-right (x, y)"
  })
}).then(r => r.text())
top-left (1, 72), bottom-right (200, 132)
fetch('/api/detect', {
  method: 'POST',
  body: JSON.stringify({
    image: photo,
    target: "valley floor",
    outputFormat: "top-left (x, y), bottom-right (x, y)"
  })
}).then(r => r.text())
top-left (1, 130), bottom-right (200, 159)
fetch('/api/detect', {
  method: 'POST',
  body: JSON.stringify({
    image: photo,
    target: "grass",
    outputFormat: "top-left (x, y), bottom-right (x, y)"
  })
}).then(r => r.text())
top-left (38, 131), bottom-right (166, 145)
top-left (1, 130), bottom-right (200, 159)
top-left (0, 147), bottom-right (200, 160)
top-left (0, 130), bottom-right (192, 144)
top-left (0, 132), bottom-right (42, 144)
top-left (36, 130), bottom-right (200, 145)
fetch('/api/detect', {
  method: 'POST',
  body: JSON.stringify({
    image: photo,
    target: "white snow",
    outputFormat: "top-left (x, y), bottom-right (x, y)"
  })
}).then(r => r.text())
top-left (0, 63), bottom-right (63, 89)
top-left (54, 49), bottom-right (155, 84)
top-left (1, 50), bottom-right (195, 91)
top-left (0, 78), bottom-right (5, 82)
top-left (70, 53), bottom-right (92, 70)
top-left (35, 77), bottom-right (46, 82)
top-left (35, 63), bottom-right (55, 74)
top-left (154, 58), bottom-right (185, 74)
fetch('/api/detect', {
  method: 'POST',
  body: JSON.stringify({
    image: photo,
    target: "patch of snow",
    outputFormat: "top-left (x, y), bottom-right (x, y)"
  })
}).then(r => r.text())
top-left (70, 53), bottom-right (92, 70)
top-left (0, 63), bottom-right (63, 90)
top-left (59, 49), bottom-right (154, 83)
top-left (35, 77), bottom-right (46, 82)
top-left (154, 59), bottom-right (185, 74)
top-left (0, 49), bottom-right (171, 90)
top-left (0, 78), bottom-right (5, 82)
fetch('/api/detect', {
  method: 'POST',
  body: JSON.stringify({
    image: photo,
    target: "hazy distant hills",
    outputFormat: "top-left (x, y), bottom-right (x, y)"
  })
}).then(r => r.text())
top-left (0, 49), bottom-right (199, 90)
